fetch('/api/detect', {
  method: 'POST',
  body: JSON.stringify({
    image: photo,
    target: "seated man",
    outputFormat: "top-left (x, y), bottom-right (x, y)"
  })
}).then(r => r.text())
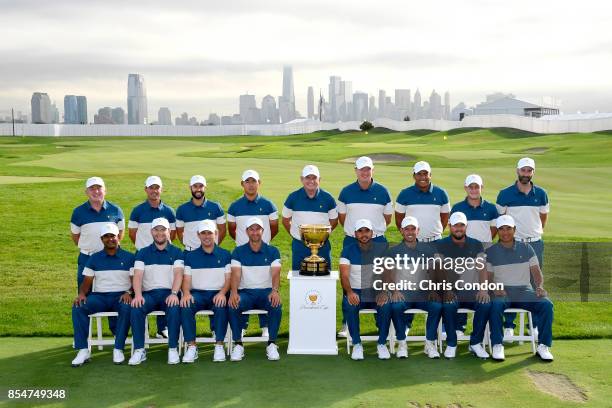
top-left (228, 217), bottom-right (283, 361)
top-left (435, 212), bottom-right (491, 359)
top-left (71, 223), bottom-right (134, 366)
top-left (129, 217), bottom-right (184, 365)
top-left (180, 220), bottom-right (231, 363)
top-left (487, 215), bottom-right (554, 362)
top-left (340, 218), bottom-right (392, 360)
top-left (387, 216), bottom-right (444, 359)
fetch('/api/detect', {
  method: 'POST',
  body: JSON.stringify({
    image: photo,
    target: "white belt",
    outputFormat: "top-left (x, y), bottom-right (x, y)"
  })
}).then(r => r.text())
top-left (80, 250), bottom-right (95, 256)
top-left (516, 237), bottom-right (541, 243)
top-left (421, 235), bottom-right (442, 243)
top-left (185, 246), bottom-right (198, 251)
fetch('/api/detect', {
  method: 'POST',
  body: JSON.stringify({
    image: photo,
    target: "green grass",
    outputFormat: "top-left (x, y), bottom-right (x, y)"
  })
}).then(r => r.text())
top-left (0, 338), bottom-right (610, 407)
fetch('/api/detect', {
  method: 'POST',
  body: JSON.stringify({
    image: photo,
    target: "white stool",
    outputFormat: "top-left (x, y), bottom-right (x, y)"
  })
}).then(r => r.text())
top-left (87, 311), bottom-right (133, 352)
top-left (438, 308), bottom-right (491, 353)
top-left (143, 311), bottom-right (183, 354)
top-left (228, 309), bottom-right (269, 353)
top-left (389, 309), bottom-right (442, 353)
top-left (346, 309), bottom-right (396, 354)
top-left (186, 310), bottom-right (232, 355)
top-left (503, 308), bottom-right (536, 354)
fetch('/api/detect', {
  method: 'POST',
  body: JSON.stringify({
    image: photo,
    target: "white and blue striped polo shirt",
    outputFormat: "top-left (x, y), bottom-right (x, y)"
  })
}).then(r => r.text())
top-left (339, 243), bottom-right (388, 289)
top-left (485, 241), bottom-right (539, 287)
top-left (82, 248), bottom-right (135, 293)
top-left (184, 246), bottom-right (232, 291)
top-left (451, 198), bottom-right (499, 243)
top-left (496, 183), bottom-right (549, 240)
top-left (70, 200), bottom-right (125, 255)
top-left (134, 243), bottom-right (184, 291)
top-left (395, 184), bottom-right (450, 240)
top-left (282, 187), bottom-right (338, 240)
top-left (128, 200), bottom-right (177, 250)
top-left (175, 199), bottom-right (225, 249)
top-left (227, 195), bottom-right (278, 246)
top-left (231, 243), bottom-right (281, 289)
top-left (337, 180), bottom-right (393, 238)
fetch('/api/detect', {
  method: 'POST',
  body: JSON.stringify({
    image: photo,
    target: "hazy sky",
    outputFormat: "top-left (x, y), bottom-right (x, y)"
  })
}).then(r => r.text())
top-left (1, 0), bottom-right (611, 119)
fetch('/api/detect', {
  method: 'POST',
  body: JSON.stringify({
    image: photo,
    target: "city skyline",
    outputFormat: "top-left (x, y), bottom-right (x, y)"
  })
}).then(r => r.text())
top-left (1, 0), bottom-right (611, 118)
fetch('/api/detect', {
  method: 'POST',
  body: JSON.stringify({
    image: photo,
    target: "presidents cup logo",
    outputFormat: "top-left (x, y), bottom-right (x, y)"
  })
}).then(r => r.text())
top-left (305, 290), bottom-right (321, 306)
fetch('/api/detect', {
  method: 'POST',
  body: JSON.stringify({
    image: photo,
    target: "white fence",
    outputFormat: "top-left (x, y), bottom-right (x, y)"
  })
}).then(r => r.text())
top-left (1, 114), bottom-right (611, 137)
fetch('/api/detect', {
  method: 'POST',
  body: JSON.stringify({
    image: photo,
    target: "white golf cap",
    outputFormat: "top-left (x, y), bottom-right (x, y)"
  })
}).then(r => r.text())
top-left (99, 223), bottom-right (119, 237)
top-left (85, 176), bottom-right (105, 188)
top-left (245, 216), bottom-right (264, 230)
top-left (449, 212), bottom-right (468, 226)
top-left (190, 175), bottom-right (207, 186)
top-left (302, 164), bottom-right (320, 178)
top-left (241, 169), bottom-right (260, 182)
top-left (354, 218), bottom-right (373, 231)
top-left (517, 157), bottom-right (535, 169)
top-left (464, 174), bottom-right (483, 186)
top-left (413, 161), bottom-right (431, 174)
top-left (355, 156), bottom-right (374, 169)
top-left (400, 216), bottom-right (419, 229)
top-left (145, 175), bottom-right (162, 187)
top-left (496, 215), bottom-right (516, 229)
top-left (151, 217), bottom-right (170, 230)
top-left (197, 219), bottom-right (217, 233)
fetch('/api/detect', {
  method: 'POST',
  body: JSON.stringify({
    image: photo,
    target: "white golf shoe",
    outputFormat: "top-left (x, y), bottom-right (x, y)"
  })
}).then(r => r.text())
top-left (444, 345), bottom-right (457, 359)
top-left (167, 348), bottom-right (180, 365)
top-left (213, 344), bottom-right (226, 362)
top-left (503, 328), bottom-right (515, 343)
top-left (71, 349), bottom-right (91, 367)
top-left (468, 343), bottom-right (489, 359)
top-left (492, 344), bottom-right (505, 361)
top-left (128, 348), bottom-right (147, 365)
top-left (536, 344), bottom-right (554, 361)
top-left (182, 345), bottom-right (198, 363)
top-left (266, 343), bottom-right (280, 361)
top-left (377, 344), bottom-right (391, 360)
top-left (230, 344), bottom-right (245, 361)
top-left (396, 341), bottom-right (408, 358)
top-left (112, 348), bottom-right (125, 364)
top-left (424, 340), bottom-right (440, 359)
top-left (351, 343), bottom-right (364, 360)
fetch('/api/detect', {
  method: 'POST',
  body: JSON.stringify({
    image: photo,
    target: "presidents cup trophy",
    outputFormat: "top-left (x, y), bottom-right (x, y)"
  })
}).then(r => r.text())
top-left (299, 224), bottom-right (331, 276)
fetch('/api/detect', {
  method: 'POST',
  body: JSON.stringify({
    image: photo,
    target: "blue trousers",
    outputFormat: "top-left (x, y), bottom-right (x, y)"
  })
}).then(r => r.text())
top-left (228, 288), bottom-right (282, 342)
top-left (390, 291), bottom-right (443, 342)
top-left (342, 288), bottom-right (392, 345)
top-left (455, 299), bottom-right (492, 346)
top-left (291, 238), bottom-right (331, 271)
top-left (130, 289), bottom-right (181, 349)
top-left (77, 252), bottom-right (118, 335)
top-left (490, 286), bottom-right (553, 347)
top-left (72, 291), bottom-right (131, 350)
top-left (181, 290), bottom-right (228, 343)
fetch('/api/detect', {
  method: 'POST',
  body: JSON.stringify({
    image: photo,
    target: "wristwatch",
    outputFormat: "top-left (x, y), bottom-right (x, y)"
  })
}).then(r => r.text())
top-left (171, 290), bottom-right (179, 295)
top-left (125, 289), bottom-right (134, 295)
top-left (272, 288), bottom-right (279, 293)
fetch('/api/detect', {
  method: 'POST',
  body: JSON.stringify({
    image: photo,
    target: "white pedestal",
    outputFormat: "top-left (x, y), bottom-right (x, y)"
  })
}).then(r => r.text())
top-left (287, 270), bottom-right (339, 355)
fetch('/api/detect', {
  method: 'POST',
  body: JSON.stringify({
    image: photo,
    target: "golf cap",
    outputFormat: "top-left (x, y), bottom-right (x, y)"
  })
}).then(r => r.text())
top-left (245, 216), bottom-right (264, 230)
top-left (190, 175), bottom-right (207, 186)
top-left (449, 212), bottom-right (468, 226)
top-left (355, 156), bottom-right (374, 169)
top-left (400, 216), bottom-right (419, 229)
top-left (151, 217), bottom-right (170, 230)
top-left (517, 157), bottom-right (535, 169)
top-left (197, 219), bottom-right (217, 233)
top-left (354, 218), bottom-right (373, 231)
top-left (99, 223), bottom-right (119, 237)
top-left (241, 169), bottom-right (260, 182)
top-left (302, 164), bottom-right (320, 178)
top-left (496, 215), bottom-right (516, 229)
top-left (85, 176), bottom-right (105, 188)
top-left (413, 161), bottom-right (431, 174)
top-left (145, 175), bottom-right (162, 188)
top-left (464, 174), bottom-right (483, 186)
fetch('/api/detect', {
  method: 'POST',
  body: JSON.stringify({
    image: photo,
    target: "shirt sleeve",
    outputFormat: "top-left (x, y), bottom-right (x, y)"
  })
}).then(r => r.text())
top-left (82, 267), bottom-right (95, 277)
top-left (495, 190), bottom-right (507, 215)
top-left (394, 191), bottom-right (406, 213)
top-left (337, 189), bottom-right (347, 214)
top-left (539, 189), bottom-right (550, 214)
top-left (281, 205), bottom-right (293, 218)
top-left (339, 257), bottom-right (350, 265)
top-left (116, 207), bottom-right (125, 230)
top-left (440, 189), bottom-right (450, 213)
top-left (70, 208), bottom-right (81, 234)
top-left (175, 206), bottom-right (185, 228)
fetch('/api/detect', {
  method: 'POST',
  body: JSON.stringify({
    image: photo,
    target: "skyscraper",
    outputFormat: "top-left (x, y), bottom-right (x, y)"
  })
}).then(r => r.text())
top-left (261, 95), bottom-right (279, 124)
top-left (352, 92), bottom-right (369, 122)
top-left (444, 91), bottom-right (451, 120)
top-left (63, 95), bottom-right (78, 124)
top-left (239, 94), bottom-right (258, 124)
top-left (429, 90), bottom-right (442, 119)
top-left (127, 74), bottom-right (147, 124)
top-left (413, 89), bottom-right (422, 120)
top-left (279, 65), bottom-right (296, 122)
top-left (158, 107), bottom-right (172, 125)
top-left (328, 76), bottom-right (341, 122)
top-left (307, 86), bottom-right (314, 119)
top-left (339, 80), bottom-right (353, 121)
top-left (378, 90), bottom-right (386, 118)
top-left (31, 92), bottom-right (51, 124)
top-left (76, 96), bottom-right (88, 124)
top-left (395, 89), bottom-right (411, 120)
top-left (111, 107), bottom-right (125, 124)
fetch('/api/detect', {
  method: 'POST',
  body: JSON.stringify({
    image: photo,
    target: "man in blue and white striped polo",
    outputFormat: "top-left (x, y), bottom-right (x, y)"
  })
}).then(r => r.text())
top-left (71, 223), bottom-right (134, 367)
top-left (128, 175), bottom-right (177, 338)
top-left (228, 217), bottom-right (282, 362)
top-left (337, 156), bottom-right (393, 250)
top-left (176, 175), bottom-right (227, 250)
top-left (129, 217), bottom-right (184, 366)
top-left (487, 215), bottom-right (554, 362)
top-left (282, 164), bottom-right (338, 272)
top-left (180, 220), bottom-right (232, 364)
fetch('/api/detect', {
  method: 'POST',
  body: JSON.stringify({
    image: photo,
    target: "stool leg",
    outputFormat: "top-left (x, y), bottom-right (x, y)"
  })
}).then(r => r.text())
top-left (88, 316), bottom-right (93, 352)
top-left (519, 312), bottom-right (525, 345)
top-left (144, 316), bottom-right (150, 349)
top-left (527, 312), bottom-right (536, 355)
top-left (97, 316), bottom-right (103, 351)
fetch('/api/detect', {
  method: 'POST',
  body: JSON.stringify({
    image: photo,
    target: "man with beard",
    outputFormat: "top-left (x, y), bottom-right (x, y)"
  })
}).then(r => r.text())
top-left (434, 212), bottom-right (492, 359)
top-left (129, 218), bottom-right (184, 365)
top-left (128, 175), bottom-right (177, 338)
top-left (228, 217), bottom-right (282, 362)
top-left (71, 223), bottom-right (134, 366)
top-left (496, 158), bottom-right (549, 339)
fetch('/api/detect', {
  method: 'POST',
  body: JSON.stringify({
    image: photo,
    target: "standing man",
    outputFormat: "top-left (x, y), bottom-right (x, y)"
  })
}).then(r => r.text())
top-left (176, 175), bottom-right (227, 250)
top-left (337, 157), bottom-right (393, 250)
top-left (180, 220), bottom-right (231, 363)
top-left (71, 223), bottom-right (134, 367)
top-left (282, 164), bottom-right (338, 272)
top-left (435, 212), bottom-right (492, 359)
top-left (487, 215), bottom-right (554, 362)
top-left (228, 217), bottom-right (283, 362)
top-left (340, 219), bottom-right (393, 360)
top-left (227, 169), bottom-right (278, 335)
top-left (128, 175), bottom-right (177, 338)
top-left (129, 218), bottom-right (184, 366)
top-left (496, 157), bottom-right (549, 338)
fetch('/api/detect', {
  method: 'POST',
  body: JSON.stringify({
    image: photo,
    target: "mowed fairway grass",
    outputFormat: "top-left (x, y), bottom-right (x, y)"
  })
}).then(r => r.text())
top-left (0, 128), bottom-right (611, 407)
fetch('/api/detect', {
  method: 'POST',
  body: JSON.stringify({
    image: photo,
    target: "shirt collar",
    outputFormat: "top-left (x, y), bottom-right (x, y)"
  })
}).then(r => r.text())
top-left (248, 242), bottom-right (265, 254)
top-left (464, 196), bottom-right (483, 208)
top-left (147, 200), bottom-right (165, 210)
top-left (190, 198), bottom-right (207, 208)
top-left (514, 181), bottom-right (535, 196)
top-left (413, 183), bottom-right (433, 193)
top-left (87, 200), bottom-right (108, 211)
top-left (354, 179), bottom-right (374, 191)
top-left (245, 194), bottom-right (261, 204)
top-left (301, 187), bottom-right (320, 199)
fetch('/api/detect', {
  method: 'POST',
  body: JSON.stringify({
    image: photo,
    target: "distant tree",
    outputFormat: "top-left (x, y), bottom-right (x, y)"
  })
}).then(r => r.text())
top-left (403, 115), bottom-right (411, 121)
top-left (360, 120), bottom-right (373, 132)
